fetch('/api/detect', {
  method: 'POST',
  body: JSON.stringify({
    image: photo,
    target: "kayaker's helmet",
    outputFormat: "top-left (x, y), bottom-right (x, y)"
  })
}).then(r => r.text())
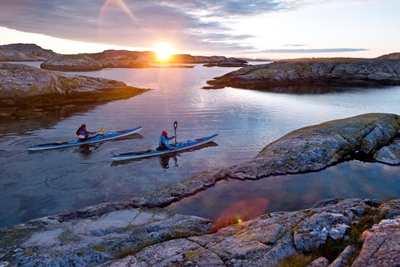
top-left (162, 131), bottom-right (168, 137)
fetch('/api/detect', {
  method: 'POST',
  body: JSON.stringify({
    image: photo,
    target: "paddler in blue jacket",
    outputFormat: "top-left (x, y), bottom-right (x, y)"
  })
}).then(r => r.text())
top-left (157, 131), bottom-right (175, 150)
top-left (76, 124), bottom-right (95, 140)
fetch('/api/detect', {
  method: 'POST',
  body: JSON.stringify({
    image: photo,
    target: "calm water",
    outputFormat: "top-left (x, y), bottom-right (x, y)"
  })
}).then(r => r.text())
top-left (1, 62), bottom-right (400, 228)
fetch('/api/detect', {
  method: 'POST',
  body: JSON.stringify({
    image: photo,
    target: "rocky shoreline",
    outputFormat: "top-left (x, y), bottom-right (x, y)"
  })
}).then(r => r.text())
top-left (0, 63), bottom-right (149, 118)
top-left (0, 43), bottom-right (57, 61)
top-left (204, 57), bottom-right (400, 90)
top-left (1, 198), bottom-right (399, 267)
top-left (0, 44), bottom-right (248, 71)
top-left (40, 52), bottom-right (248, 71)
top-left (1, 113), bottom-right (400, 266)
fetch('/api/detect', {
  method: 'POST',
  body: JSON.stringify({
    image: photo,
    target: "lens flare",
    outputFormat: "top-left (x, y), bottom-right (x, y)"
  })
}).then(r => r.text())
top-left (212, 198), bottom-right (270, 231)
top-left (100, 0), bottom-right (138, 22)
top-left (154, 43), bottom-right (174, 62)
top-left (98, 0), bottom-right (138, 38)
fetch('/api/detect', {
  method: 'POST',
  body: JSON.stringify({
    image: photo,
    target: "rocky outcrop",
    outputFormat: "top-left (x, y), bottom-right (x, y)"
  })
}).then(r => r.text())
top-left (175, 55), bottom-right (248, 67)
top-left (376, 52), bottom-right (400, 59)
top-left (204, 58), bottom-right (400, 89)
top-left (374, 139), bottom-right (400, 164)
top-left (203, 59), bottom-right (248, 67)
top-left (171, 54), bottom-right (247, 66)
top-left (0, 43), bottom-right (57, 61)
top-left (40, 54), bottom-right (104, 71)
top-left (40, 50), bottom-right (154, 71)
top-left (0, 63), bottom-right (148, 116)
top-left (41, 51), bottom-right (248, 71)
top-left (1, 43), bottom-right (248, 71)
top-left (1, 198), bottom-right (399, 266)
top-left (353, 213), bottom-right (400, 266)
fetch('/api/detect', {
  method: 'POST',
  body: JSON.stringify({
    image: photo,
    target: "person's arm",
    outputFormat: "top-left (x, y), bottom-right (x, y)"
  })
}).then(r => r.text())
top-left (163, 139), bottom-right (175, 149)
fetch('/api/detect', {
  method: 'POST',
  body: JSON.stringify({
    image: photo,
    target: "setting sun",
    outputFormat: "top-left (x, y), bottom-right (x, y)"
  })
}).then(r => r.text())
top-left (154, 43), bottom-right (174, 61)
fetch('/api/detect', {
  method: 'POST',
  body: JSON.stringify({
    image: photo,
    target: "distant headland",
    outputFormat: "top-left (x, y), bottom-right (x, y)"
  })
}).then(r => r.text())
top-left (0, 43), bottom-right (249, 71)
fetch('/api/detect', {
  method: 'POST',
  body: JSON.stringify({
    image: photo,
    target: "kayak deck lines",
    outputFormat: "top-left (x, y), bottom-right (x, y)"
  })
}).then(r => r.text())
top-left (110, 133), bottom-right (218, 161)
top-left (27, 126), bottom-right (142, 151)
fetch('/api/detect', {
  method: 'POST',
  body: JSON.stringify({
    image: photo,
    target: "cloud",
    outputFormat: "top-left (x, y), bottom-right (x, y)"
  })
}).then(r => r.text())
top-left (284, 44), bottom-right (306, 47)
top-left (262, 48), bottom-right (369, 53)
top-left (0, 0), bottom-right (376, 54)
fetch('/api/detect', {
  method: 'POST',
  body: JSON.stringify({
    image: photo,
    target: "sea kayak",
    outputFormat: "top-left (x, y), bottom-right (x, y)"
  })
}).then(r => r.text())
top-left (110, 133), bottom-right (218, 161)
top-left (27, 126), bottom-right (142, 151)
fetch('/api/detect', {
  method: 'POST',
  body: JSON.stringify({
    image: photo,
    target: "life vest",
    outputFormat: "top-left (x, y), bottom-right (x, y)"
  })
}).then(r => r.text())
top-left (76, 127), bottom-right (88, 139)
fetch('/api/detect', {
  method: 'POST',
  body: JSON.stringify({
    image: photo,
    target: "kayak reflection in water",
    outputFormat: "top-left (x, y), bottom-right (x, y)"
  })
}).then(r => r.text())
top-left (79, 143), bottom-right (102, 157)
top-left (157, 131), bottom-right (175, 150)
top-left (76, 124), bottom-right (96, 141)
top-left (159, 154), bottom-right (178, 169)
top-left (79, 144), bottom-right (92, 155)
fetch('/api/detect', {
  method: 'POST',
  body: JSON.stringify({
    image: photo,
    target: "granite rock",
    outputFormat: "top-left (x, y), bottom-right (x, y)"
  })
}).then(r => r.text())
top-left (205, 58), bottom-right (400, 89)
top-left (0, 63), bottom-right (148, 117)
top-left (41, 51), bottom-right (248, 71)
top-left (0, 43), bottom-right (57, 61)
top-left (376, 52), bottom-right (400, 60)
top-left (1, 198), bottom-right (400, 267)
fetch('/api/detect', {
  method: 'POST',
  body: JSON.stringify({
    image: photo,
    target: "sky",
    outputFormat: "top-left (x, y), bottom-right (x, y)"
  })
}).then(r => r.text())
top-left (0, 0), bottom-right (399, 60)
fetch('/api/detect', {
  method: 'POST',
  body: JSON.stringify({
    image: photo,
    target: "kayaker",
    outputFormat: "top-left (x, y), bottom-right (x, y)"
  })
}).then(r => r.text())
top-left (76, 124), bottom-right (95, 140)
top-left (157, 131), bottom-right (175, 150)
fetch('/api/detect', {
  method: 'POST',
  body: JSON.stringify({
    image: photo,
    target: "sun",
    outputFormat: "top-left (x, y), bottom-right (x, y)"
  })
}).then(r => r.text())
top-left (154, 43), bottom-right (174, 62)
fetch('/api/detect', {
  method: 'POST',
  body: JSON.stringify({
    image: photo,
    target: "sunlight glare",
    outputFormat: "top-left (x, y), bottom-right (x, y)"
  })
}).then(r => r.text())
top-left (154, 43), bottom-right (174, 61)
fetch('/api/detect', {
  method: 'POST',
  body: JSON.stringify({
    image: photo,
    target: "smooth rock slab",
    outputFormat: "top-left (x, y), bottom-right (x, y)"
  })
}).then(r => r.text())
top-left (136, 238), bottom-right (225, 267)
top-left (374, 139), bottom-right (400, 164)
top-left (352, 216), bottom-right (400, 267)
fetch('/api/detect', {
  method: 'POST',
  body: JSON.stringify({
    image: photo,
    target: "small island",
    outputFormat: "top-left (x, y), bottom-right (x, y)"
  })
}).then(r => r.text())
top-left (0, 62), bottom-right (149, 118)
top-left (204, 55), bottom-right (400, 90)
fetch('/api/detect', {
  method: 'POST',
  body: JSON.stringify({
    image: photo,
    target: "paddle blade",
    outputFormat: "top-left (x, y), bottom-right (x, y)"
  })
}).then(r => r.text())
top-left (173, 121), bottom-right (178, 146)
top-left (99, 128), bottom-right (105, 133)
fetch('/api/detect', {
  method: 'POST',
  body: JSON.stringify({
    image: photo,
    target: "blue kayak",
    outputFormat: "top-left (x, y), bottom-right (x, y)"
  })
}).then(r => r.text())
top-left (27, 126), bottom-right (142, 151)
top-left (110, 133), bottom-right (218, 161)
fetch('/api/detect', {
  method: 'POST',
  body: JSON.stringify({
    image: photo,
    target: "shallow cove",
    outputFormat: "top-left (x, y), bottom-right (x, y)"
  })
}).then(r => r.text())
top-left (1, 62), bottom-right (400, 228)
top-left (165, 160), bottom-right (400, 221)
